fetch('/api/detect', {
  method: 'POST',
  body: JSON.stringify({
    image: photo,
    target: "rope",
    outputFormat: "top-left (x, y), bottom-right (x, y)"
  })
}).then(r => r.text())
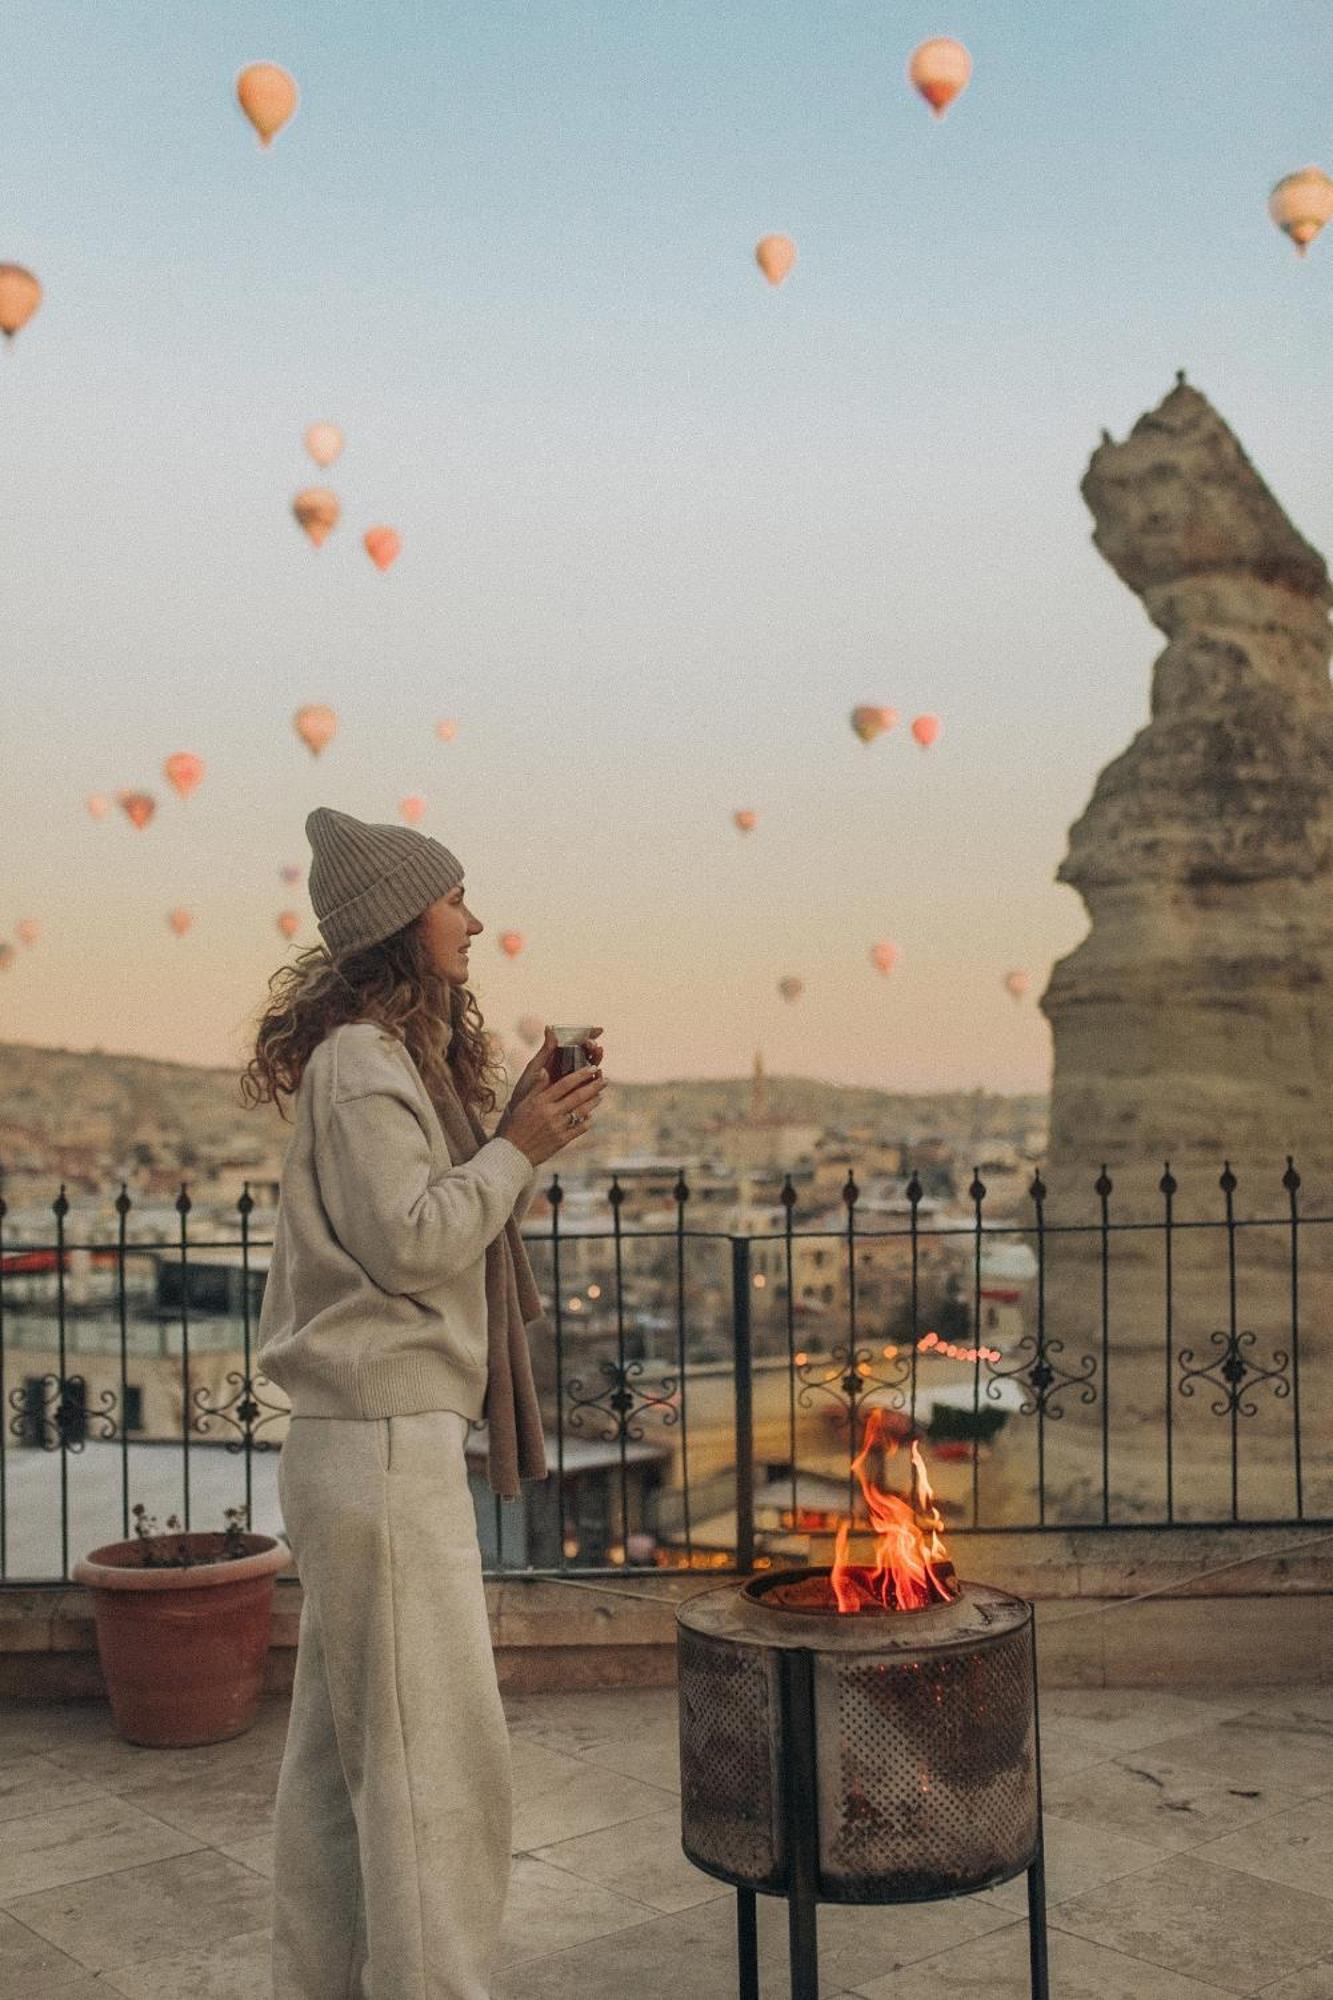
top-left (518, 1529), bottom-right (1333, 1619)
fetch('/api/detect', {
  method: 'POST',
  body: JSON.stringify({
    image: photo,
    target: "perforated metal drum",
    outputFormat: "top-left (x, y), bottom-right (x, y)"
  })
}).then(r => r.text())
top-left (676, 1572), bottom-right (1040, 1904)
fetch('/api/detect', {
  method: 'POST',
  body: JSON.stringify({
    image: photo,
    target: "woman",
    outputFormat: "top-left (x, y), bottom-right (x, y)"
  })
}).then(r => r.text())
top-left (243, 804), bottom-right (606, 1999)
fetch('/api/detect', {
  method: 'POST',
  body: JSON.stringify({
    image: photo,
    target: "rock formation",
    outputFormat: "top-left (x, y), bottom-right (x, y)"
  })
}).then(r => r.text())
top-left (1034, 376), bottom-right (1333, 1520)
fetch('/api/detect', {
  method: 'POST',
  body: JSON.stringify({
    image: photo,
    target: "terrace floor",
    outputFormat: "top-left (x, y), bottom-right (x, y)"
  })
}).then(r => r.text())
top-left (2, 1682), bottom-right (1333, 1997)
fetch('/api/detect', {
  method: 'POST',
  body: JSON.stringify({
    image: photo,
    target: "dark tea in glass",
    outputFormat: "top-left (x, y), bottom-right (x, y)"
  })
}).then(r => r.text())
top-left (546, 1023), bottom-right (596, 1083)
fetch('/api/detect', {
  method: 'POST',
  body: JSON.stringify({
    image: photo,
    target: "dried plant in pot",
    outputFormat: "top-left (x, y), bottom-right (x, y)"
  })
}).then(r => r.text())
top-left (71, 1503), bottom-right (292, 1747)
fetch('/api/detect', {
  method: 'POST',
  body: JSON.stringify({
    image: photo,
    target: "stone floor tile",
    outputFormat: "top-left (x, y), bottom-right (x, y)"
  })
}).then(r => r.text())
top-left (1031, 1719), bottom-right (1122, 1781)
top-left (0, 1707), bottom-right (74, 1762)
top-left (43, 1715), bottom-right (283, 1792)
top-left (1036, 1687), bottom-right (1253, 1753)
top-left (509, 1761), bottom-right (676, 1852)
top-left (577, 1721), bottom-right (682, 1793)
top-left (0, 1793), bottom-right (202, 1902)
top-left (0, 1754), bottom-right (107, 1827)
top-left (91, 1749), bottom-right (279, 1851)
top-left (95, 1925), bottom-right (272, 1998)
top-left (1052, 1851), bottom-right (1333, 1994)
top-left (985, 1812), bottom-right (1162, 1910)
top-left (0, 1903), bottom-right (111, 1995)
top-left (1252, 1962), bottom-right (1333, 1997)
top-left (2, 1847), bottom-right (272, 1974)
top-left (850, 1920), bottom-right (1237, 1998)
top-left (1155, 1712), bottom-right (1333, 1799)
top-left (530, 1804), bottom-right (730, 1913)
top-left (502, 1685), bottom-right (677, 1756)
top-left (1044, 1749), bottom-right (1300, 1852)
top-left (1191, 1800), bottom-right (1333, 1902)
top-left (216, 1832), bottom-right (273, 1878)
top-left (509, 1734), bottom-right (599, 1801)
top-left (497, 1853), bottom-right (659, 1967)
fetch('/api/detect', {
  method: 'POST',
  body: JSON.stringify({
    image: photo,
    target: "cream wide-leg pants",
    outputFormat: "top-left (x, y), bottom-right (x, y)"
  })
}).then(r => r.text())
top-left (271, 1409), bottom-right (512, 1999)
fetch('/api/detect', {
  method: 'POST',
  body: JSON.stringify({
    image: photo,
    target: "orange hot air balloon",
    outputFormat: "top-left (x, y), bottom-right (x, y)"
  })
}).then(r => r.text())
top-left (279, 863), bottom-right (302, 884)
top-left (499, 931), bottom-right (524, 959)
top-left (435, 719), bottom-right (459, 743)
top-left (755, 235), bottom-right (797, 286)
top-left (733, 810), bottom-right (758, 833)
top-left (277, 910), bottom-right (300, 940)
top-left (167, 907), bottom-right (193, 937)
top-left (163, 751), bottom-right (205, 800)
top-left (120, 792), bottom-right (156, 830)
top-left (911, 713), bottom-right (940, 748)
top-left (908, 37), bottom-right (972, 118)
top-left (399, 794), bottom-right (426, 825)
top-left (294, 703), bottom-right (337, 756)
top-left (304, 421), bottom-right (343, 468)
top-left (0, 944), bottom-right (14, 972)
top-left (0, 264), bottom-right (42, 341)
top-left (1268, 167), bottom-right (1333, 256)
top-left (236, 62), bottom-right (298, 147)
top-left (292, 487), bottom-right (340, 548)
top-left (16, 918), bottom-right (39, 947)
top-left (85, 793), bottom-right (110, 821)
top-left (364, 526), bottom-right (401, 572)
top-left (778, 976), bottom-right (804, 1003)
top-left (870, 940), bottom-right (897, 976)
top-left (516, 1014), bottom-right (545, 1048)
top-left (1004, 969), bottom-right (1031, 1002)
top-left (851, 705), bottom-right (898, 745)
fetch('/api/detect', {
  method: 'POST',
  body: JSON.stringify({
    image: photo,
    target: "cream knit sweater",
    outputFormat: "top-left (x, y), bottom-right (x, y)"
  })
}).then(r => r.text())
top-left (256, 1022), bottom-right (538, 1422)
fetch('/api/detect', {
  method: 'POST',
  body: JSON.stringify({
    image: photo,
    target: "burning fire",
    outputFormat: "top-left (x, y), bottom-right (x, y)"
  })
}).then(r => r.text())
top-left (830, 1408), bottom-right (959, 1614)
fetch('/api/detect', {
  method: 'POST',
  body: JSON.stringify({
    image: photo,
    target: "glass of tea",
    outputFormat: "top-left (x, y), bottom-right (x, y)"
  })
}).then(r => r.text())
top-left (546, 1023), bottom-right (598, 1083)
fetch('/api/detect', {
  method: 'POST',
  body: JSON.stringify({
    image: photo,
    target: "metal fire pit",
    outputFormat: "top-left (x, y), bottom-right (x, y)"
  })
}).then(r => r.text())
top-left (676, 1568), bottom-right (1048, 2000)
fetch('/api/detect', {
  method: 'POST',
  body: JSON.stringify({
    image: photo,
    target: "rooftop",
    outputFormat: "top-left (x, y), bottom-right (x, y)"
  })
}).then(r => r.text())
top-left (3, 1680), bottom-right (1332, 1996)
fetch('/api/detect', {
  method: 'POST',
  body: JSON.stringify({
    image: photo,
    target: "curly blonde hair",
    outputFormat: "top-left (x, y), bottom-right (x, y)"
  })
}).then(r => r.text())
top-left (239, 915), bottom-right (506, 1123)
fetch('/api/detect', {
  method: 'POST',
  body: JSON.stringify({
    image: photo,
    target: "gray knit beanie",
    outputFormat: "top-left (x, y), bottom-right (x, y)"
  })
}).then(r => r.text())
top-left (305, 807), bottom-right (464, 957)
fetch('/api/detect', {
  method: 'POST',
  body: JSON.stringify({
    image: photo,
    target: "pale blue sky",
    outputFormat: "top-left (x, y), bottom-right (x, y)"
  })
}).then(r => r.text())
top-left (3, 2), bottom-right (1332, 1091)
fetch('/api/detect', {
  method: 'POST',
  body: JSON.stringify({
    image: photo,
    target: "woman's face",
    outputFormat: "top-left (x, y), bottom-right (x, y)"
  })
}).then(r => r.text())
top-left (419, 884), bottom-right (483, 983)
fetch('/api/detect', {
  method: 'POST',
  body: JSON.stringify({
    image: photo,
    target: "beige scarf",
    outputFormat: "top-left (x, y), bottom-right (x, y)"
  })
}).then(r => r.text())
top-left (427, 1053), bottom-right (550, 1500)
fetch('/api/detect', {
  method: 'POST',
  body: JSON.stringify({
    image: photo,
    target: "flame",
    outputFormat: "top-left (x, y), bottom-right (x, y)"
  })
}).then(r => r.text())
top-left (830, 1407), bottom-right (958, 1613)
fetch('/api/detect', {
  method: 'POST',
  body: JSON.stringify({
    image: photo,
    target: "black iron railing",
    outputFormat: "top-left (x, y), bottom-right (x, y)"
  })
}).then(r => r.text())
top-left (1, 1158), bottom-right (1329, 1585)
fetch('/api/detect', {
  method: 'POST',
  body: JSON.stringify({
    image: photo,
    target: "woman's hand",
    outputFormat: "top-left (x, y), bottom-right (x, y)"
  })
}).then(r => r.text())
top-left (498, 1065), bottom-right (607, 1168)
top-left (507, 1025), bottom-right (604, 1112)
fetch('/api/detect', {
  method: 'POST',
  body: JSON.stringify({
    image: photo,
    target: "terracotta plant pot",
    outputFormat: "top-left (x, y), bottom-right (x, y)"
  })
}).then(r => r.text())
top-left (71, 1531), bottom-right (292, 1747)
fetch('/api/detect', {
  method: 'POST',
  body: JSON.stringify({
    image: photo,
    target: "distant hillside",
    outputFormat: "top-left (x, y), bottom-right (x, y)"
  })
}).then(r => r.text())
top-left (0, 1040), bottom-right (1045, 1181)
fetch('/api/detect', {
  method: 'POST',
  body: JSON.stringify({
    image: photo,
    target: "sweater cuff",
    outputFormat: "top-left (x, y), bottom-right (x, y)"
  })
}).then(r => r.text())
top-left (485, 1134), bottom-right (538, 1206)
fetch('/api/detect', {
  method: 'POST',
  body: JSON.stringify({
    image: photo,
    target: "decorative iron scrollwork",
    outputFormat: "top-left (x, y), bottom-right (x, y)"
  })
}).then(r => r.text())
top-left (566, 1356), bottom-right (679, 1443)
top-left (1179, 1330), bottom-right (1290, 1419)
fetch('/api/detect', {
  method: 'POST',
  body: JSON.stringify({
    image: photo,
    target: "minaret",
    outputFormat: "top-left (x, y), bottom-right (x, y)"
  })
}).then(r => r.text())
top-left (749, 1049), bottom-right (769, 1125)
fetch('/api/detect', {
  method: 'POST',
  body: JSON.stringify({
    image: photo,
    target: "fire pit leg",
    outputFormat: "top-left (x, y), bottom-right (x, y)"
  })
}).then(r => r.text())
top-left (1026, 1841), bottom-right (1049, 1999)
top-left (735, 1886), bottom-right (759, 2000)
top-left (779, 1647), bottom-right (821, 2000)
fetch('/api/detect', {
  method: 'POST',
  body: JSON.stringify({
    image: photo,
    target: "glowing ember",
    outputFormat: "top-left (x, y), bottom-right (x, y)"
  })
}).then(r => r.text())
top-left (830, 1408), bottom-right (959, 1613)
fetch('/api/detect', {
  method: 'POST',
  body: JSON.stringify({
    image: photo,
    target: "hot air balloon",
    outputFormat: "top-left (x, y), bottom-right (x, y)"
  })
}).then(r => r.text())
top-left (1268, 167), bottom-right (1333, 256)
top-left (292, 487), bottom-right (340, 548)
top-left (1004, 969), bottom-right (1031, 1002)
top-left (778, 976), bottom-right (804, 1003)
top-left (399, 794), bottom-right (426, 825)
top-left (516, 1014), bottom-right (545, 1048)
top-left (163, 752), bottom-right (205, 801)
top-left (294, 704), bottom-right (337, 756)
top-left (277, 910), bottom-right (300, 940)
top-left (435, 719), bottom-right (459, 743)
top-left (167, 908), bottom-right (192, 937)
top-left (733, 810), bottom-right (758, 833)
top-left (0, 944), bottom-right (14, 972)
top-left (85, 793), bottom-right (109, 821)
top-left (911, 714), bottom-right (940, 748)
top-left (850, 706), bottom-right (898, 745)
top-left (364, 526), bottom-right (401, 572)
top-left (304, 422), bottom-right (343, 468)
top-left (499, 932), bottom-right (524, 959)
top-left (755, 235), bottom-right (797, 286)
top-left (16, 919), bottom-right (39, 947)
top-left (236, 62), bottom-right (298, 146)
top-left (279, 863), bottom-right (302, 885)
top-left (908, 37), bottom-right (972, 118)
top-left (120, 792), bottom-right (156, 830)
top-left (0, 265), bottom-right (42, 341)
top-left (870, 941), bottom-right (897, 976)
